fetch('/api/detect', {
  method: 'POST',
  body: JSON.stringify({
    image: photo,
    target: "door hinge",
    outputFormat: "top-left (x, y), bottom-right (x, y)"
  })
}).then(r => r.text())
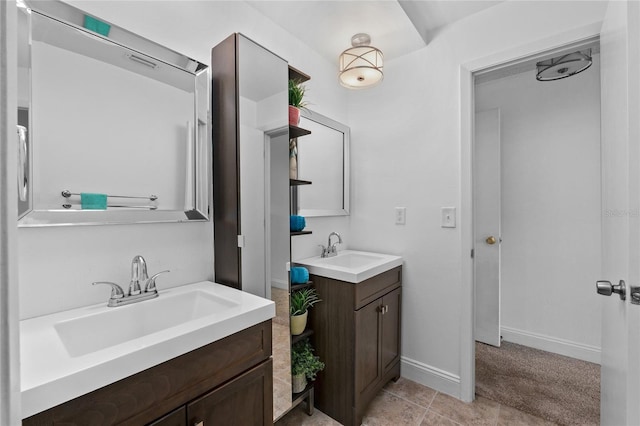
top-left (471, 249), bottom-right (474, 258)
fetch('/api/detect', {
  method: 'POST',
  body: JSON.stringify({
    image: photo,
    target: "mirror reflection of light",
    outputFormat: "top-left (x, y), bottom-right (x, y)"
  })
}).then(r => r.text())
top-left (17, 0), bottom-right (30, 11)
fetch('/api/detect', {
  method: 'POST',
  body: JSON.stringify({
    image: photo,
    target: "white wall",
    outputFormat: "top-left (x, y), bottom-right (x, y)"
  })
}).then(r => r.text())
top-left (20, 1), bottom-right (349, 319)
top-left (32, 41), bottom-right (191, 211)
top-left (475, 55), bottom-right (602, 363)
top-left (270, 133), bottom-right (290, 290)
top-left (347, 0), bottom-right (607, 396)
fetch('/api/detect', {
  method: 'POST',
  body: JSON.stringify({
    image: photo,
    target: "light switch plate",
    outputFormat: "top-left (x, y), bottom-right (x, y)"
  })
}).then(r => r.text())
top-left (441, 207), bottom-right (456, 228)
top-left (395, 207), bottom-right (406, 225)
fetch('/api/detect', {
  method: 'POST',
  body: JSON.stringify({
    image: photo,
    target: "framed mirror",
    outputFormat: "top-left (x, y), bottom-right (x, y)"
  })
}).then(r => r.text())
top-left (17, 0), bottom-right (210, 227)
top-left (297, 110), bottom-right (350, 217)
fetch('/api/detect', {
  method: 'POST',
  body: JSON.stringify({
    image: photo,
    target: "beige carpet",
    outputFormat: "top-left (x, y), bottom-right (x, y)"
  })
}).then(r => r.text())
top-left (475, 341), bottom-right (600, 426)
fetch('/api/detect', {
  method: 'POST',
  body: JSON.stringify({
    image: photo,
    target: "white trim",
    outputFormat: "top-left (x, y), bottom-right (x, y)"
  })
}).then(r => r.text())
top-left (1, 0), bottom-right (22, 423)
top-left (400, 357), bottom-right (460, 398)
top-left (501, 326), bottom-right (601, 364)
top-left (459, 22), bottom-right (604, 404)
top-left (264, 133), bottom-right (272, 300)
top-left (271, 278), bottom-right (288, 290)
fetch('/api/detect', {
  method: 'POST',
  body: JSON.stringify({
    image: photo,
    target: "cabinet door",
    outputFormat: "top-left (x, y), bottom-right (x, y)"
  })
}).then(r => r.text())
top-left (355, 299), bottom-right (382, 398)
top-left (381, 288), bottom-right (402, 375)
top-left (148, 407), bottom-right (187, 426)
top-left (187, 359), bottom-right (273, 426)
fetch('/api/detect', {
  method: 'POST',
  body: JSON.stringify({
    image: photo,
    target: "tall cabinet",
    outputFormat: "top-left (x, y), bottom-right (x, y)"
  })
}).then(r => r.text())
top-left (212, 34), bottom-right (316, 421)
top-left (211, 33), bottom-right (289, 298)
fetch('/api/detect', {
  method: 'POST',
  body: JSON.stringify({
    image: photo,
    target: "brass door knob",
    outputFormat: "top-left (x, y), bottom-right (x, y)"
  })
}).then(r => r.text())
top-left (486, 236), bottom-right (497, 245)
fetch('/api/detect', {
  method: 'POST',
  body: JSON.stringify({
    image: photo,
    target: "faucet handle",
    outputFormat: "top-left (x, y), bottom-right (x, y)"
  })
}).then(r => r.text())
top-left (318, 244), bottom-right (328, 258)
top-left (144, 270), bottom-right (170, 293)
top-left (92, 282), bottom-right (125, 299)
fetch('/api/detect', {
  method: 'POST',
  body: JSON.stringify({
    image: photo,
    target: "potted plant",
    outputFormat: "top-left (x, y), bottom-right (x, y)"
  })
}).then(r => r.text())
top-left (290, 288), bottom-right (321, 335)
top-left (288, 79), bottom-right (307, 126)
top-left (291, 338), bottom-right (325, 393)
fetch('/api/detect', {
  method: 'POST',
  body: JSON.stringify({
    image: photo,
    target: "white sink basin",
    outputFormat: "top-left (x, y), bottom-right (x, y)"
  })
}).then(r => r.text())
top-left (295, 250), bottom-right (402, 283)
top-left (21, 281), bottom-right (275, 418)
top-left (55, 290), bottom-right (238, 357)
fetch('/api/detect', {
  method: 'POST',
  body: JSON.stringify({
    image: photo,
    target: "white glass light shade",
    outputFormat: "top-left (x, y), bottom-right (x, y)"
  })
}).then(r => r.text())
top-left (339, 45), bottom-right (383, 89)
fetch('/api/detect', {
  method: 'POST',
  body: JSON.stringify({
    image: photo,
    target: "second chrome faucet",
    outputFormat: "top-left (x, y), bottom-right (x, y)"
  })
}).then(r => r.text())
top-left (93, 255), bottom-right (169, 307)
top-left (319, 232), bottom-right (342, 258)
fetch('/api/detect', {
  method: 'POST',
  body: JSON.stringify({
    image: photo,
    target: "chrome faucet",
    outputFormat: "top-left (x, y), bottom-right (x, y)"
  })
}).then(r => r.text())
top-left (129, 255), bottom-right (147, 296)
top-left (320, 232), bottom-right (342, 258)
top-left (93, 255), bottom-right (169, 307)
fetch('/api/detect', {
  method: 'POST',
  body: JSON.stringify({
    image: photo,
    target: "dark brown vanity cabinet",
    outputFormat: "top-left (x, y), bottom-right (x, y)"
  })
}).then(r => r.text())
top-left (23, 321), bottom-right (273, 426)
top-left (310, 267), bottom-right (402, 426)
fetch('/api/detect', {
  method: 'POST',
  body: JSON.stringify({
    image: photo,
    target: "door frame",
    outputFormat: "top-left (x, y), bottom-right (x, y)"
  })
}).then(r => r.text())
top-left (1, 0), bottom-right (22, 423)
top-left (263, 126), bottom-right (289, 300)
top-left (458, 23), bottom-right (603, 402)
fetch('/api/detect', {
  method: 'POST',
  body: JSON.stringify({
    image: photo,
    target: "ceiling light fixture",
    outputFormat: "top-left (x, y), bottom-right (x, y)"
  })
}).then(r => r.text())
top-left (338, 33), bottom-right (383, 89)
top-left (535, 49), bottom-right (593, 81)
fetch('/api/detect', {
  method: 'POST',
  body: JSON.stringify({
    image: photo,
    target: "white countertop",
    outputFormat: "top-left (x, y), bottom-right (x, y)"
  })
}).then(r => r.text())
top-left (20, 281), bottom-right (275, 418)
top-left (295, 250), bottom-right (403, 283)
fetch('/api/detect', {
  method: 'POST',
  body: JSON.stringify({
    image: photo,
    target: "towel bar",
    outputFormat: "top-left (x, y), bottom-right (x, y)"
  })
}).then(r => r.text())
top-left (62, 204), bottom-right (158, 210)
top-left (61, 190), bottom-right (158, 201)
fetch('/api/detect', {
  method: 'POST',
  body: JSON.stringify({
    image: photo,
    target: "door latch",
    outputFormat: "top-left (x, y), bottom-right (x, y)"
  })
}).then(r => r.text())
top-left (596, 280), bottom-right (626, 301)
top-left (630, 284), bottom-right (640, 305)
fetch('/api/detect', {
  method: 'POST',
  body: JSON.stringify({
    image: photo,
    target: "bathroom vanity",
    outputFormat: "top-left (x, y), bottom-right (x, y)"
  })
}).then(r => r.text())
top-left (24, 321), bottom-right (272, 426)
top-left (20, 282), bottom-right (275, 425)
top-left (298, 251), bottom-right (403, 426)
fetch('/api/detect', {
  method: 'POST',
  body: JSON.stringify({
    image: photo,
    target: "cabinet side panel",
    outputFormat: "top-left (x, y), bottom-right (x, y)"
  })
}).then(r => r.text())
top-left (310, 275), bottom-right (356, 425)
top-left (212, 33), bottom-right (241, 289)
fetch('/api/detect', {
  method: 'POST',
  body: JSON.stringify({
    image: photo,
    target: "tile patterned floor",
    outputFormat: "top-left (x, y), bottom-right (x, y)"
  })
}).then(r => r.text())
top-left (271, 287), bottom-right (293, 420)
top-left (275, 377), bottom-right (557, 426)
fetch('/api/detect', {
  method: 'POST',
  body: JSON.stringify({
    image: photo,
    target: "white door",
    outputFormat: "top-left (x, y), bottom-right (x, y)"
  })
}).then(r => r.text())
top-left (474, 109), bottom-right (501, 347)
top-left (599, 1), bottom-right (640, 424)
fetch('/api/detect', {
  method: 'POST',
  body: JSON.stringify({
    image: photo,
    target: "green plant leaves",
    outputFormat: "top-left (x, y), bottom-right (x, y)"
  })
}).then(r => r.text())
top-left (289, 79), bottom-right (308, 108)
top-left (290, 288), bottom-right (321, 316)
top-left (291, 338), bottom-right (325, 380)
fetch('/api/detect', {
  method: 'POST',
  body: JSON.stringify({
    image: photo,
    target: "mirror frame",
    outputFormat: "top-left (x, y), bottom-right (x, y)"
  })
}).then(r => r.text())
top-left (17, 0), bottom-right (211, 227)
top-left (297, 109), bottom-right (350, 217)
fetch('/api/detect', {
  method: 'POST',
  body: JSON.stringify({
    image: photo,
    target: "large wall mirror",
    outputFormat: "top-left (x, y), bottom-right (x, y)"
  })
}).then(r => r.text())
top-left (17, 0), bottom-right (210, 227)
top-left (297, 110), bottom-right (350, 217)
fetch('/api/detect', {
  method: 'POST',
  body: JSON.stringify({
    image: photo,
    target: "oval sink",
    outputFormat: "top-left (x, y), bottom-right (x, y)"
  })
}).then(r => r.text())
top-left (295, 250), bottom-right (402, 283)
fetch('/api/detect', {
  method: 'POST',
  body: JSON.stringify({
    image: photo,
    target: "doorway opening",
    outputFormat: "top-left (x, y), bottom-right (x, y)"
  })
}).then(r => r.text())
top-left (470, 38), bottom-right (601, 425)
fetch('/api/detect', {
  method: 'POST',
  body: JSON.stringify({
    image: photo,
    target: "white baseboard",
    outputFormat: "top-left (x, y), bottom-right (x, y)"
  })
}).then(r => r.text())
top-left (271, 279), bottom-right (288, 290)
top-left (400, 356), bottom-right (460, 398)
top-left (500, 326), bottom-right (601, 364)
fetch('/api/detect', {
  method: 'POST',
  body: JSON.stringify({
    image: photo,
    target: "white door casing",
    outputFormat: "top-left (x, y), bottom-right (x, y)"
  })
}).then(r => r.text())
top-left (599, 1), bottom-right (640, 424)
top-left (460, 22), bottom-right (609, 404)
top-left (474, 109), bottom-right (501, 347)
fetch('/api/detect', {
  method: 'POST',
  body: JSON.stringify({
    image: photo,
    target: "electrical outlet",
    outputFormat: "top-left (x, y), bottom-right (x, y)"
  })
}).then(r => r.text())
top-left (441, 207), bottom-right (456, 228)
top-left (395, 207), bottom-right (406, 225)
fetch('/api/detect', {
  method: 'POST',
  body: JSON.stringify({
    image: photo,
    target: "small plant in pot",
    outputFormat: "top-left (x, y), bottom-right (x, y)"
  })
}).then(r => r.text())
top-left (291, 338), bottom-right (325, 393)
top-left (288, 79), bottom-right (307, 126)
top-left (290, 288), bottom-right (321, 336)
